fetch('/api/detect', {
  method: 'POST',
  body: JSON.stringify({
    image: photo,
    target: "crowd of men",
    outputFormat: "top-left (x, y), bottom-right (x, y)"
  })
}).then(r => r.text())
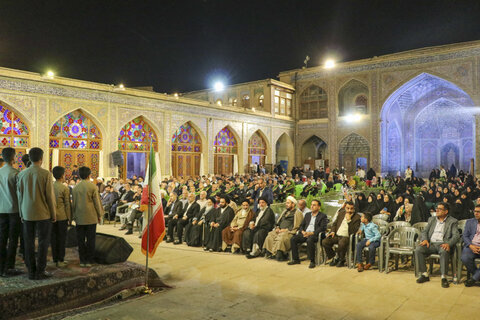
top-left (1, 148), bottom-right (480, 288)
top-left (0, 147), bottom-right (102, 280)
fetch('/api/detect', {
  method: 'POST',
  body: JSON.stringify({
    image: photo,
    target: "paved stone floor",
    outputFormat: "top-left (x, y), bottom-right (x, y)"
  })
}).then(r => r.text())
top-left (66, 224), bottom-right (479, 320)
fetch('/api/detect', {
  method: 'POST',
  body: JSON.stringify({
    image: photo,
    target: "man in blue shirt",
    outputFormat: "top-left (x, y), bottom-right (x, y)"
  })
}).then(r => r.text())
top-left (356, 212), bottom-right (381, 272)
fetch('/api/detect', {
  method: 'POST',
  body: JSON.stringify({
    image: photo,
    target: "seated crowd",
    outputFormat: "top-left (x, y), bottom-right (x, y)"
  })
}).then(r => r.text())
top-left (1, 147), bottom-right (480, 288)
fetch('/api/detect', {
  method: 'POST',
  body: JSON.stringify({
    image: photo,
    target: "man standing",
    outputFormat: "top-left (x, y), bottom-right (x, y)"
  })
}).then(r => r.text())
top-left (17, 148), bottom-right (57, 280)
top-left (0, 148), bottom-right (22, 277)
top-left (252, 178), bottom-right (273, 213)
top-left (288, 199), bottom-right (328, 268)
top-left (72, 166), bottom-right (102, 267)
top-left (51, 166), bottom-right (72, 267)
top-left (461, 204), bottom-right (480, 287)
top-left (263, 196), bottom-right (303, 261)
top-left (205, 195), bottom-right (235, 252)
top-left (322, 201), bottom-right (360, 267)
top-left (415, 202), bottom-right (459, 288)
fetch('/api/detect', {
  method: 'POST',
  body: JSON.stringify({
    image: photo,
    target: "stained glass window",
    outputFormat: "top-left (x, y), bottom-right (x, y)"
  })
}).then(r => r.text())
top-left (214, 126), bottom-right (237, 154)
top-left (118, 117), bottom-right (158, 152)
top-left (49, 110), bottom-right (102, 150)
top-left (248, 131), bottom-right (266, 156)
top-left (172, 122), bottom-right (202, 153)
top-left (0, 104), bottom-right (30, 148)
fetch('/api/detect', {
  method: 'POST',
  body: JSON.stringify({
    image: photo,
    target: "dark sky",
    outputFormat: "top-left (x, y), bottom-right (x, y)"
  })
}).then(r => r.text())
top-left (1, 0), bottom-right (480, 93)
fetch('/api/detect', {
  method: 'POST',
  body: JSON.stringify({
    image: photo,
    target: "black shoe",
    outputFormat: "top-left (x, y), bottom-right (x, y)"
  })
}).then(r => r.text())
top-left (125, 230), bottom-right (133, 235)
top-left (119, 225), bottom-right (127, 231)
top-left (173, 240), bottom-right (181, 245)
top-left (28, 274), bottom-right (36, 280)
top-left (276, 251), bottom-right (287, 262)
top-left (336, 260), bottom-right (345, 267)
top-left (309, 261), bottom-right (316, 269)
top-left (329, 258), bottom-right (337, 267)
top-left (288, 260), bottom-right (300, 265)
top-left (246, 252), bottom-right (260, 259)
top-left (464, 278), bottom-right (477, 287)
top-left (441, 278), bottom-right (449, 288)
top-left (166, 238), bottom-right (174, 243)
top-left (36, 271), bottom-right (53, 280)
top-left (6, 268), bottom-right (23, 276)
top-left (416, 275), bottom-right (430, 284)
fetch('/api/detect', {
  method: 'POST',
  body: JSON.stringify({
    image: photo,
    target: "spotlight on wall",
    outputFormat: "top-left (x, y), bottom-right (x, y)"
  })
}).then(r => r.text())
top-left (345, 113), bottom-right (362, 123)
top-left (43, 70), bottom-right (55, 80)
top-left (173, 93), bottom-right (179, 98)
top-left (324, 59), bottom-right (335, 69)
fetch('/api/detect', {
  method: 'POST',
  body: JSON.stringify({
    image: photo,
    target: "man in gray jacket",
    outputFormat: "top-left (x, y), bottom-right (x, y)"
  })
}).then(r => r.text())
top-left (0, 148), bottom-right (21, 277)
top-left (415, 202), bottom-right (460, 288)
top-left (72, 166), bottom-right (102, 267)
top-left (17, 148), bottom-right (57, 280)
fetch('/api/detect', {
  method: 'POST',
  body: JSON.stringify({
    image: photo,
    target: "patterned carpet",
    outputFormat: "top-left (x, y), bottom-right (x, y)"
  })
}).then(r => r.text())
top-left (0, 247), bottom-right (166, 320)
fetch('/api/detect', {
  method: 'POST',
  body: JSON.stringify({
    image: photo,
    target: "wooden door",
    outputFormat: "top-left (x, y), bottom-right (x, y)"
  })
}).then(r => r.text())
top-left (59, 150), bottom-right (99, 179)
top-left (172, 153), bottom-right (200, 178)
top-left (215, 154), bottom-right (233, 175)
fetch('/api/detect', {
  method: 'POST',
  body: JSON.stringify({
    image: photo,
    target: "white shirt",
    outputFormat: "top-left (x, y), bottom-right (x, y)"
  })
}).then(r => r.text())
top-left (431, 218), bottom-right (446, 243)
top-left (337, 216), bottom-right (349, 237)
top-left (255, 208), bottom-right (266, 225)
top-left (306, 214), bottom-right (317, 233)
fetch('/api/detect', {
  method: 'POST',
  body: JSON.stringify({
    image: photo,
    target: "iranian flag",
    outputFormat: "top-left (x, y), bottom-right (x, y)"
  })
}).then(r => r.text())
top-left (140, 147), bottom-right (165, 257)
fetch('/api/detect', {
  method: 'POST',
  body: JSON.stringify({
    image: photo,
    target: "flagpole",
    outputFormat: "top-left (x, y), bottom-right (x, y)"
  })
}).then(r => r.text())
top-left (144, 136), bottom-right (153, 292)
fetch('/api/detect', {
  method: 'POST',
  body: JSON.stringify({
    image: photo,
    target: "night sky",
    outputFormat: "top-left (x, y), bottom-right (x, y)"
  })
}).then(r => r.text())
top-left (1, 0), bottom-right (479, 93)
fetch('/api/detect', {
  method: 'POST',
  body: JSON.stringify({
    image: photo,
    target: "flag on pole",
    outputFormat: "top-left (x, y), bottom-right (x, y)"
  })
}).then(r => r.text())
top-left (140, 148), bottom-right (165, 257)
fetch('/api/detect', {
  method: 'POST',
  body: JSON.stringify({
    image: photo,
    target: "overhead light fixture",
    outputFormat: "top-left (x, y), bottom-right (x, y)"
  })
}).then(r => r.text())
top-left (213, 81), bottom-right (225, 92)
top-left (113, 84), bottom-right (125, 91)
top-left (43, 70), bottom-right (55, 80)
top-left (324, 59), bottom-right (335, 69)
top-left (345, 113), bottom-right (362, 123)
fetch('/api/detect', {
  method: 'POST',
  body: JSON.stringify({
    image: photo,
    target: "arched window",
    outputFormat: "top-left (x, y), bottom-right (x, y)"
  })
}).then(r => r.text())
top-left (258, 95), bottom-right (264, 108)
top-left (242, 95), bottom-right (250, 109)
top-left (300, 85), bottom-right (328, 119)
top-left (49, 110), bottom-right (102, 178)
top-left (118, 117), bottom-right (158, 179)
top-left (248, 131), bottom-right (266, 166)
top-left (172, 122), bottom-right (202, 177)
top-left (214, 127), bottom-right (238, 175)
top-left (119, 117), bottom-right (158, 152)
top-left (0, 103), bottom-right (30, 170)
top-left (355, 95), bottom-right (368, 113)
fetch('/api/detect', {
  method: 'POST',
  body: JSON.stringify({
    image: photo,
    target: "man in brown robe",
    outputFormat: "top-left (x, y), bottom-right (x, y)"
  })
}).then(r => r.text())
top-left (222, 200), bottom-right (253, 253)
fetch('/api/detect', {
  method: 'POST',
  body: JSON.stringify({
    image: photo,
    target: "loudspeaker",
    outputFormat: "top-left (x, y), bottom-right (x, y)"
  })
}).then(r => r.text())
top-left (111, 151), bottom-right (124, 166)
top-left (94, 233), bottom-right (134, 264)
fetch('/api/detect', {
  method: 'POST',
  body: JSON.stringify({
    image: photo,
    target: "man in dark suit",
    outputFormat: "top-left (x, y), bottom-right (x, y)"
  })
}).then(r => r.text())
top-left (252, 178), bottom-right (273, 213)
top-left (164, 192), bottom-right (179, 228)
top-left (175, 193), bottom-right (200, 245)
top-left (415, 202), bottom-right (460, 288)
top-left (110, 183), bottom-right (134, 221)
top-left (244, 196), bottom-right (275, 258)
top-left (166, 193), bottom-right (187, 242)
top-left (205, 195), bottom-right (235, 252)
top-left (322, 201), bottom-right (360, 267)
top-left (288, 199), bottom-right (328, 268)
top-left (17, 148), bottom-right (57, 280)
top-left (0, 148), bottom-right (22, 277)
top-left (461, 204), bottom-right (480, 287)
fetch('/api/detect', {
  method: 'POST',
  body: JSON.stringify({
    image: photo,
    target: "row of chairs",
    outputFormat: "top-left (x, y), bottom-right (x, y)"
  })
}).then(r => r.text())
top-left (320, 213), bottom-right (478, 284)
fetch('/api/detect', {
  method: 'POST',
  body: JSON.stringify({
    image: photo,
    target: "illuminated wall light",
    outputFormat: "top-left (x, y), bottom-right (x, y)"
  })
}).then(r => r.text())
top-left (43, 70), bottom-right (55, 79)
top-left (324, 59), bottom-right (335, 69)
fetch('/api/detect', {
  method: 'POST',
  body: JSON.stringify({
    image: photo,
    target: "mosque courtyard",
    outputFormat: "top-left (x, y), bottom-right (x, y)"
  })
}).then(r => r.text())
top-left (64, 224), bottom-right (478, 320)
